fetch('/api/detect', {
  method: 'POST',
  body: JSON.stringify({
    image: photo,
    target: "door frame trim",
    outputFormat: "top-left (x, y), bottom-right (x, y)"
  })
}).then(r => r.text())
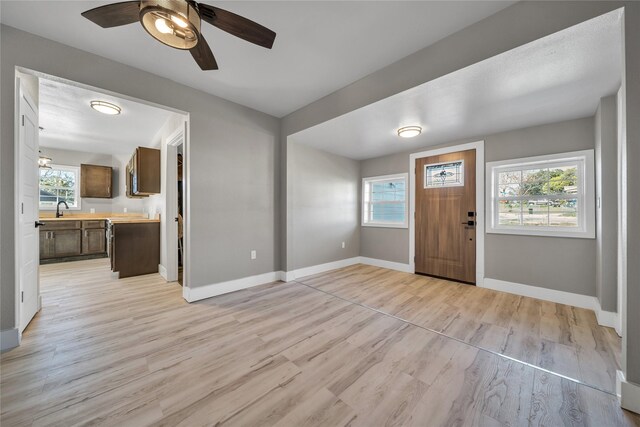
top-left (409, 140), bottom-right (485, 285)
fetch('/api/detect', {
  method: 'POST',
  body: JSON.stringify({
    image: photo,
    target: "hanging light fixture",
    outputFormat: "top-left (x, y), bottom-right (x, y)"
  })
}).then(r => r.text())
top-left (397, 126), bottom-right (422, 138)
top-left (139, 0), bottom-right (201, 50)
top-left (38, 151), bottom-right (52, 169)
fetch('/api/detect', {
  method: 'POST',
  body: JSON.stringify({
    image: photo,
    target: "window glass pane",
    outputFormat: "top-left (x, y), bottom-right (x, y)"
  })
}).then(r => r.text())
top-left (549, 199), bottom-right (578, 227)
top-left (523, 201), bottom-right (549, 226)
top-left (371, 202), bottom-right (405, 223)
top-left (498, 184), bottom-right (520, 197)
top-left (425, 161), bottom-right (463, 188)
top-left (521, 168), bottom-right (549, 196)
top-left (498, 200), bottom-right (522, 225)
top-left (39, 166), bottom-right (79, 208)
top-left (498, 170), bottom-right (521, 186)
top-left (547, 166), bottom-right (577, 195)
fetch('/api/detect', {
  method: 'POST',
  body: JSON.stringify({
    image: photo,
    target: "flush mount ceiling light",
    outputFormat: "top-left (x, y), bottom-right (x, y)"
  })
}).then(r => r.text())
top-left (397, 126), bottom-right (422, 138)
top-left (90, 100), bottom-right (122, 115)
top-left (140, 0), bottom-right (200, 50)
top-left (38, 151), bottom-right (52, 169)
top-left (81, 0), bottom-right (276, 71)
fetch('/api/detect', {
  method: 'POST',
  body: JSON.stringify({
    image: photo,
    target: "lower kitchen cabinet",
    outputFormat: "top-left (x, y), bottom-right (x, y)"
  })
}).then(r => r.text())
top-left (109, 221), bottom-right (159, 278)
top-left (82, 228), bottom-right (106, 254)
top-left (40, 229), bottom-right (82, 258)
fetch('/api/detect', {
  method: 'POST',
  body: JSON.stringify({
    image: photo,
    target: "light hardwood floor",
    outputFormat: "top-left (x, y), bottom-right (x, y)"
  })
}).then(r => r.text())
top-left (297, 264), bottom-right (622, 394)
top-left (1, 259), bottom-right (638, 426)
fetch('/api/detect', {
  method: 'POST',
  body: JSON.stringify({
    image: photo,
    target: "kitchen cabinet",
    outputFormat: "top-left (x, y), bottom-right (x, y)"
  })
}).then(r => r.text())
top-left (82, 220), bottom-right (106, 254)
top-left (126, 147), bottom-right (160, 197)
top-left (81, 164), bottom-right (113, 198)
top-left (109, 221), bottom-right (160, 278)
top-left (40, 220), bottom-right (106, 262)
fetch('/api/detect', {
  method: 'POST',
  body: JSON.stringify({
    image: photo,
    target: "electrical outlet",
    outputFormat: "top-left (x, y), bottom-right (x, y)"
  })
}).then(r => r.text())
top-left (341, 242), bottom-right (345, 249)
top-left (123, 207), bottom-right (128, 213)
top-left (251, 250), bottom-right (257, 260)
top-left (90, 208), bottom-right (95, 214)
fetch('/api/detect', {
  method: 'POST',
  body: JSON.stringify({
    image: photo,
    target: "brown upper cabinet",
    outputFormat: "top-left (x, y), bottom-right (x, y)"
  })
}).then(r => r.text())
top-left (80, 164), bottom-right (112, 198)
top-left (127, 147), bottom-right (160, 197)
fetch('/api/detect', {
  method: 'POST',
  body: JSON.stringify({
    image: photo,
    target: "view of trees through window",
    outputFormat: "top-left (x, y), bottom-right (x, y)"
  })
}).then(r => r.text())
top-left (40, 167), bottom-right (78, 208)
top-left (497, 165), bottom-right (578, 227)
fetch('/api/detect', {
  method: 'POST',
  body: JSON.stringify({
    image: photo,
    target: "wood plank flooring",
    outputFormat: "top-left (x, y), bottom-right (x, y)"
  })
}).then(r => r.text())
top-left (297, 264), bottom-right (622, 394)
top-left (1, 259), bottom-right (638, 426)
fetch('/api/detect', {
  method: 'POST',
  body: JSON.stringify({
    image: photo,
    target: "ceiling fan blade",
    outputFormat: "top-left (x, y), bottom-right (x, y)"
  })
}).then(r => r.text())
top-left (198, 3), bottom-right (276, 49)
top-left (190, 34), bottom-right (219, 70)
top-left (81, 1), bottom-right (141, 28)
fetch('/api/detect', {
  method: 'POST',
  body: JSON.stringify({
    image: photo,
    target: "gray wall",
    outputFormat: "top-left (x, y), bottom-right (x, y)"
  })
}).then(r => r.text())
top-left (1, 25), bottom-right (280, 332)
top-left (289, 143), bottom-right (360, 269)
top-left (360, 117), bottom-right (597, 297)
top-left (595, 95), bottom-right (618, 312)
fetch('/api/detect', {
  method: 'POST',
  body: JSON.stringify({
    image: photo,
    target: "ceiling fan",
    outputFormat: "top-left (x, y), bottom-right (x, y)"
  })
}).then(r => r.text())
top-left (81, 0), bottom-right (276, 70)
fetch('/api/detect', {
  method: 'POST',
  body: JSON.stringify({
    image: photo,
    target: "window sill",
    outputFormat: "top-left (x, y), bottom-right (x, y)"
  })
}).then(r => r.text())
top-left (487, 227), bottom-right (595, 239)
top-left (40, 206), bottom-right (82, 211)
top-left (362, 222), bottom-right (408, 229)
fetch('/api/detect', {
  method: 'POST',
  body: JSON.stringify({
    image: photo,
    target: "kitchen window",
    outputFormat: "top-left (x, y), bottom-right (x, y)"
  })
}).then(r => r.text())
top-left (486, 150), bottom-right (595, 238)
top-left (39, 165), bottom-right (81, 210)
top-left (362, 173), bottom-right (408, 228)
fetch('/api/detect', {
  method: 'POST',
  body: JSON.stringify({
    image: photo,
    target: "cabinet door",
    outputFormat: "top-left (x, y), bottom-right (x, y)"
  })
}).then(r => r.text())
top-left (40, 231), bottom-right (53, 259)
top-left (81, 164), bottom-right (112, 198)
top-left (82, 228), bottom-right (106, 254)
top-left (51, 230), bottom-right (82, 257)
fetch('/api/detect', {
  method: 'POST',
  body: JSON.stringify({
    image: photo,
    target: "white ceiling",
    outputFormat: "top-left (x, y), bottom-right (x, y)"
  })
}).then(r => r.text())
top-left (289, 9), bottom-right (623, 160)
top-left (0, 1), bottom-right (515, 117)
top-left (39, 78), bottom-right (173, 155)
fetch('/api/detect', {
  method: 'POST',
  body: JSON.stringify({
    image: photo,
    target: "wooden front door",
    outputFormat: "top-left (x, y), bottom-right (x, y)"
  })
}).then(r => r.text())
top-left (415, 149), bottom-right (476, 283)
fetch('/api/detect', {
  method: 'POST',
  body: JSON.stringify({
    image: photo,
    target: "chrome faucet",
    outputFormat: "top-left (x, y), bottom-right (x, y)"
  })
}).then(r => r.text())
top-left (56, 200), bottom-right (69, 218)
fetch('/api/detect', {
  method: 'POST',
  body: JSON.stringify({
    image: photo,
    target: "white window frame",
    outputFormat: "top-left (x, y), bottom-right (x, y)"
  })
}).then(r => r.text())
top-left (362, 173), bottom-right (408, 229)
top-left (39, 164), bottom-right (82, 210)
top-left (486, 150), bottom-right (595, 238)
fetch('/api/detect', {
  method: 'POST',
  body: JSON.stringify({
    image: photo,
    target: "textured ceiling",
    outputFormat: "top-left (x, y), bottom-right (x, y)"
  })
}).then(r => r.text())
top-left (290, 10), bottom-right (623, 160)
top-left (1, 1), bottom-right (515, 117)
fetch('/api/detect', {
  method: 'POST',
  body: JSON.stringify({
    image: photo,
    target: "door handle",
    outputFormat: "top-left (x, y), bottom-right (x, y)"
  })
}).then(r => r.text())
top-left (35, 221), bottom-right (45, 228)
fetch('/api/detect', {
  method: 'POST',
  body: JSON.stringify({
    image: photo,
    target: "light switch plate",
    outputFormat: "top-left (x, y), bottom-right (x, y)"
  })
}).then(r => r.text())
top-left (251, 250), bottom-right (257, 260)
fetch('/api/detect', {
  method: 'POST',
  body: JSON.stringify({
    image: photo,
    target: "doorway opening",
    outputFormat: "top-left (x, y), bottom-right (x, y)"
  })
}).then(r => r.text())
top-left (14, 67), bottom-right (190, 339)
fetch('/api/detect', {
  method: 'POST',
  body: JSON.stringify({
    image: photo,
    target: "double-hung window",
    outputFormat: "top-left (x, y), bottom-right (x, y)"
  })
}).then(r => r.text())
top-left (362, 173), bottom-right (408, 228)
top-left (486, 150), bottom-right (594, 238)
top-left (39, 165), bottom-right (81, 210)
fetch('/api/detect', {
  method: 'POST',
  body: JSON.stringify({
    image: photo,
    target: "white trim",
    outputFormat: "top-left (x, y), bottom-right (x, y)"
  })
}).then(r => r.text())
top-left (182, 271), bottom-right (282, 302)
top-left (482, 278), bottom-right (618, 329)
top-left (286, 257), bottom-right (361, 281)
top-left (362, 173), bottom-right (409, 229)
top-left (158, 264), bottom-right (168, 281)
top-left (359, 257), bottom-right (413, 273)
top-left (617, 371), bottom-right (640, 415)
top-left (409, 141), bottom-right (485, 285)
top-left (0, 329), bottom-right (20, 351)
top-left (486, 150), bottom-right (595, 239)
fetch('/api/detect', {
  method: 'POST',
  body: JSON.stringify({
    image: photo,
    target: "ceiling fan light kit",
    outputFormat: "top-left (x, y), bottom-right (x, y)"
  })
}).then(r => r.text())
top-left (140, 0), bottom-right (200, 50)
top-left (81, 0), bottom-right (277, 71)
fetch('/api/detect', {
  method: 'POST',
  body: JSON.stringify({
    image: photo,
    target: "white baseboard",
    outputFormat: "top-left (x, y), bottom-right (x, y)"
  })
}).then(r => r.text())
top-left (285, 257), bottom-right (361, 281)
top-left (618, 370), bottom-right (640, 415)
top-left (482, 278), bottom-right (618, 329)
top-left (183, 271), bottom-right (282, 302)
top-left (158, 264), bottom-right (168, 281)
top-left (1, 328), bottom-right (20, 351)
top-left (359, 257), bottom-right (413, 273)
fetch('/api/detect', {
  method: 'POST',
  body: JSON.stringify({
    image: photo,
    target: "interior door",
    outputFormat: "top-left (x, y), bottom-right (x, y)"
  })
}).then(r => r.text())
top-left (18, 82), bottom-right (40, 332)
top-left (415, 149), bottom-right (476, 283)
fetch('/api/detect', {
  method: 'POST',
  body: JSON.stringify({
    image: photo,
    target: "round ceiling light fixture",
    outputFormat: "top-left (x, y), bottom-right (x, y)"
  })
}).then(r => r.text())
top-left (139, 0), bottom-right (201, 50)
top-left (397, 126), bottom-right (422, 138)
top-left (90, 100), bottom-right (122, 115)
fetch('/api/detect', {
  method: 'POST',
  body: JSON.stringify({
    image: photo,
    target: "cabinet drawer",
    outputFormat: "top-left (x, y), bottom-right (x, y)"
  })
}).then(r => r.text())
top-left (40, 221), bottom-right (81, 231)
top-left (82, 220), bottom-right (106, 229)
